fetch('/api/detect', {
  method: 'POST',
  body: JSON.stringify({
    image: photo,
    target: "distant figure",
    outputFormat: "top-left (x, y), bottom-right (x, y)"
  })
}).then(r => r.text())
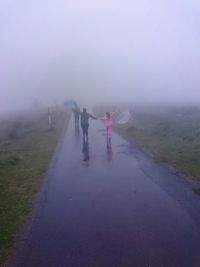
top-left (100, 111), bottom-right (117, 148)
top-left (73, 103), bottom-right (80, 129)
top-left (80, 108), bottom-right (96, 140)
top-left (75, 124), bottom-right (80, 141)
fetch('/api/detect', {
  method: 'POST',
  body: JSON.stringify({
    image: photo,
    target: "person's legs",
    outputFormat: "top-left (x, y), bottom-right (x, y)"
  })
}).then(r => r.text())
top-left (75, 115), bottom-right (79, 129)
top-left (106, 126), bottom-right (109, 137)
top-left (74, 114), bottom-right (77, 127)
top-left (107, 126), bottom-right (112, 147)
top-left (81, 124), bottom-right (86, 139)
top-left (75, 115), bottom-right (77, 128)
top-left (106, 126), bottom-right (109, 146)
top-left (85, 124), bottom-right (89, 138)
top-left (81, 124), bottom-right (89, 140)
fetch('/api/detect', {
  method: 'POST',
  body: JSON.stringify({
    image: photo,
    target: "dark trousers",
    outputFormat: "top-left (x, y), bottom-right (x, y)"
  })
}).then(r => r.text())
top-left (81, 123), bottom-right (89, 138)
top-left (74, 115), bottom-right (79, 128)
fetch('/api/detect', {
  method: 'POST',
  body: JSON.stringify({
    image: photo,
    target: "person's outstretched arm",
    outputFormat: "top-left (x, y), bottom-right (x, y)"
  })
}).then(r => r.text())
top-left (88, 113), bottom-right (97, 120)
top-left (111, 110), bottom-right (118, 117)
top-left (98, 115), bottom-right (105, 120)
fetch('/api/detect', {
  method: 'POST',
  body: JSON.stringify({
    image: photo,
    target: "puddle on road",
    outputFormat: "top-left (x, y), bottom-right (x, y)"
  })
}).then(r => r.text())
top-left (192, 187), bottom-right (200, 195)
top-left (117, 143), bottom-right (140, 157)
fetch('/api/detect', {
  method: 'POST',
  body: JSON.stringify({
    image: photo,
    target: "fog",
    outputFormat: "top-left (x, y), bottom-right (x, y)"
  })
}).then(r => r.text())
top-left (1, 0), bottom-right (200, 113)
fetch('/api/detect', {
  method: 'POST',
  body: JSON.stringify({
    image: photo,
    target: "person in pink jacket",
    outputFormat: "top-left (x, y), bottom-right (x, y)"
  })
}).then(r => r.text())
top-left (101, 111), bottom-right (117, 147)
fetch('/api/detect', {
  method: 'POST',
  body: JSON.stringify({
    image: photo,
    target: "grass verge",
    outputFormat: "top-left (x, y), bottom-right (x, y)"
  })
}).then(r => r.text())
top-left (114, 106), bottom-right (200, 181)
top-left (0, 108), bottom-right (70, 263)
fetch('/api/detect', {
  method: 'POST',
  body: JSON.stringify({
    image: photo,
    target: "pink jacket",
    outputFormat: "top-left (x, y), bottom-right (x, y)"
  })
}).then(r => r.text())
top-left (103, 116), bottom-right (113, 127)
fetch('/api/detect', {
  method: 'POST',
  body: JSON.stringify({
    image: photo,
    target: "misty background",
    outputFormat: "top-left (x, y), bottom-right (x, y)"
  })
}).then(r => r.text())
top-left (1, 0), bottom-right (200, 114)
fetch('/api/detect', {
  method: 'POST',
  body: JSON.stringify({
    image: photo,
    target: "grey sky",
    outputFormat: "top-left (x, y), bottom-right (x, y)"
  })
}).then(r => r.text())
top-left (1, 0), bottom-right (200, 112)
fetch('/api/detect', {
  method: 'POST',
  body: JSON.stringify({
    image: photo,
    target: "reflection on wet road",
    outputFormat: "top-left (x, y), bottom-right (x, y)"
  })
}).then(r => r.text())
top-left (9, 119), bottom-right (200, 267)
top-left (82, 138), bottom-right (90, 163)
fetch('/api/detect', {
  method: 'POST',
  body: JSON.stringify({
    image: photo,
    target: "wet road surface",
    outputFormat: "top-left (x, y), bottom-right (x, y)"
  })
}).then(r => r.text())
top-left (9, 119), bottom-right (200, 267)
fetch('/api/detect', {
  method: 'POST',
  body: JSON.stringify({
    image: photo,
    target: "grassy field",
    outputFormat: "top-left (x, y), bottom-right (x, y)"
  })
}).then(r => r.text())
top-left (0, 107), bottom-right (70, 263)
top-left (95, 105), bottom-right (200, 180)
top-left (114, 106), bottom-right (200, 180)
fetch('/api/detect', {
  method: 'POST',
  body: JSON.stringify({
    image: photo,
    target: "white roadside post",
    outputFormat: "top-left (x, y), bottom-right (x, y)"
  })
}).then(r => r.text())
top-left (48, 107), bottom-right (53, 130)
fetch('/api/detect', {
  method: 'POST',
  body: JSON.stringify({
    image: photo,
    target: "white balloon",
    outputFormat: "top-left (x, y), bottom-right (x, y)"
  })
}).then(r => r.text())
top-left (116, 109), bottom-right (131, 124)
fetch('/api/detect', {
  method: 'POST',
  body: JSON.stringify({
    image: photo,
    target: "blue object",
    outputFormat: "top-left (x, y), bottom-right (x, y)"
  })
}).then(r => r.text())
top-left (64, 100), bottom-right (75, 108)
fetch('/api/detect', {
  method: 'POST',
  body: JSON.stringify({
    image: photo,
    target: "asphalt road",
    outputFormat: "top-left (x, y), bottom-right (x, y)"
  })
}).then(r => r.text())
top-left (8, 118), bottom-right (200, 267)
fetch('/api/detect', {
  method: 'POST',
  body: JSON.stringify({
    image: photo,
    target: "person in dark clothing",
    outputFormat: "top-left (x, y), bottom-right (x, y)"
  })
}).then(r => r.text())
top-left (80, 108), bottom-right (96, 140)
top-left (73, 103), bottom-right (80, 129)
